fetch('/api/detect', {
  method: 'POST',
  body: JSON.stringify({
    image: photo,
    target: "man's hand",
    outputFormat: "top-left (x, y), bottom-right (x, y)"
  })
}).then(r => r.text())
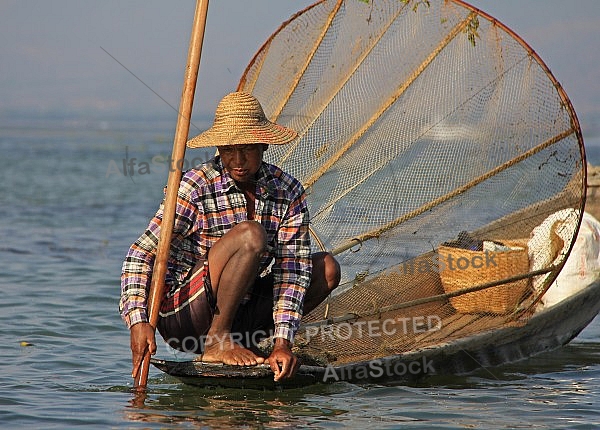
top-left (266, 338), bottom-right (299, 382)
top-left (130, 322), bottom-right (157, 379)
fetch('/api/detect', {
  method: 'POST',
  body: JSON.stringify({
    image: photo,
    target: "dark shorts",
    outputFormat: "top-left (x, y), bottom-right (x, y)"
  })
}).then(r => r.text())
top-left (156, 261), bottom-right (275, 354)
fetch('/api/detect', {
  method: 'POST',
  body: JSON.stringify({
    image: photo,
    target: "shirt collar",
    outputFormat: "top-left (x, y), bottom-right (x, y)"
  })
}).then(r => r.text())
top-left (215, 156), bottom-right (273, 198)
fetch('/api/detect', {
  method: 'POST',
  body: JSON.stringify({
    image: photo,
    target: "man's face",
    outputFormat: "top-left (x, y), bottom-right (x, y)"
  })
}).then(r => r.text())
top-left (218, 144), bottom-right (266, 184)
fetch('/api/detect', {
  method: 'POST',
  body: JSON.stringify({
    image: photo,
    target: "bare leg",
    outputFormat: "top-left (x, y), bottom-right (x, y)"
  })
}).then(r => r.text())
top-left (201, 221), bottom-right (267, 365)
top-left (201, 235), bottom-right (340, 365)
top-left (304, 252), bottom-right (341, 314)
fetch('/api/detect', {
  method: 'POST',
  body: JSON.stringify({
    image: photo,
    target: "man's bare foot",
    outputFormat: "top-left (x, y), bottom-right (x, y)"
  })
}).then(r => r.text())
top-left (199, 337), bottom-right (266, 366)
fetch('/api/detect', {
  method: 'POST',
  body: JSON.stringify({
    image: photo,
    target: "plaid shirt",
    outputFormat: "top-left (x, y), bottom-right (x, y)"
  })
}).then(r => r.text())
top-left (119, 157), bottom-right (312, 342)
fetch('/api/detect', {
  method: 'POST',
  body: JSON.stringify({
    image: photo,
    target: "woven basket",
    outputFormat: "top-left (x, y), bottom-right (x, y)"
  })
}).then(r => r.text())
top-left (438, 239), bottom-right (531, 314)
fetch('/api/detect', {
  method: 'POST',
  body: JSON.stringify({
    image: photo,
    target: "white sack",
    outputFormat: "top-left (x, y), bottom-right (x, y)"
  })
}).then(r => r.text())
top-left (529, 209), bottom-right (600, 310)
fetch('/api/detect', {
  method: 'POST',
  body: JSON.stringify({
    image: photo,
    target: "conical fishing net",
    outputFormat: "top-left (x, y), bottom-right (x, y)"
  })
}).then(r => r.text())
top-left (238, 0), bottom-right (586, 366)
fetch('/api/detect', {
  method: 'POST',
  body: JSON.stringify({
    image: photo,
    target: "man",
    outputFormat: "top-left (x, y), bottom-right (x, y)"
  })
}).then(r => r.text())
top-left (120, 91), bottom-right (340, 381)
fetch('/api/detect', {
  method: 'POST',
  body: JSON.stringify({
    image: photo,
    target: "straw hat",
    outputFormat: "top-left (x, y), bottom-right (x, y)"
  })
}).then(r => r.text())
top-left (187, 92), bottom-right (298, 148)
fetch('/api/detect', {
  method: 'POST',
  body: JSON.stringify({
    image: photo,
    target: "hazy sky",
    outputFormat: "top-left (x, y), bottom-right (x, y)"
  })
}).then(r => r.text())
top-left (1, 1), bottom-right (598, 134)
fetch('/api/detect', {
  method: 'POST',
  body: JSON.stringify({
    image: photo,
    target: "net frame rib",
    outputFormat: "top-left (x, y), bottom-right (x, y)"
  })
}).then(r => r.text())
top-left (300, 265), bottom-right (557, 331)
top-left (231, 0), bottom-right (589, 366)
top-left (269, 0), bottom-right (343, 123)
top-left (303, 11), bottom-right (477, 190)
top-left (237, 0), bottom-right (330, 94)
top-left (452, 0), bottom-right (587, 260)
top-left (238, 0), bottom-right (588, 333)
top-left (323, 1), bottom-right (587, 264)
top-left (310, 51), bottom-right (546, 224)
top-left (453, 0), bottom-right (585, 140)
top-left (274, 0), bottom-right (411, 166)
top-left (238, 0), bottom-right (586, 250)
top-left (331, 127), bottom-right (576, 255)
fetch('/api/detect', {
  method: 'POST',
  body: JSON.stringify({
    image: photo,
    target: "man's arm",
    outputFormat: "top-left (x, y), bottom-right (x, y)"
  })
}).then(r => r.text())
top-left (120, 175), bottom-right (200, 374)
top-left (267, 185), bottom-right (312, 380)
top-left (271, 190), bottom-right (312, 339)
top-left (119, 218), bottom-right (161, 328)
top-left (119, 210), bottom-right (163, 378)
top-left (120, 175), bottom-right (201, 323)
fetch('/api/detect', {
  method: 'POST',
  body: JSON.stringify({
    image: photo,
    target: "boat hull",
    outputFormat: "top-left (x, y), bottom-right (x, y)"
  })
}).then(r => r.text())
top-left (151, 279), bottom-right (600, 388)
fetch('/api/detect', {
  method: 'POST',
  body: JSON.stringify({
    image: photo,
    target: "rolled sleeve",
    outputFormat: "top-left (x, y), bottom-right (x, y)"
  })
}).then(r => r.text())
top-left (272, 191), bottom-right (312, 343)
top-left (119, 176), bottom-right (199, 329)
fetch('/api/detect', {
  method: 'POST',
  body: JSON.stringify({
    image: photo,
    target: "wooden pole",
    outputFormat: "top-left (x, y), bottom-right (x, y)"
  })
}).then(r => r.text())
top-left (134, 0), bottom-right (210, 389)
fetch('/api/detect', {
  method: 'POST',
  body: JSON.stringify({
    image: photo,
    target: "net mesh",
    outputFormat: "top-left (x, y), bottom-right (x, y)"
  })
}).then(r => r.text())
top-left (238, 0), bottom-right (586, 366)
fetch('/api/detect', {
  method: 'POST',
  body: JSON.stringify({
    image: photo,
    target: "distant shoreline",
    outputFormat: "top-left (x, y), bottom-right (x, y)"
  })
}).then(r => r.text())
top-left (586, 164), bottom-right (600, 219)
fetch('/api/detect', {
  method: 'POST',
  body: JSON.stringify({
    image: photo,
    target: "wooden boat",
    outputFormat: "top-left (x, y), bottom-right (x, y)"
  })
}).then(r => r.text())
top-left (150, 0), bottom-right (599, 388)
top-left (153, 177), bottom-right (600, 387)
top-left (152, 275), bottom-right (600, 388)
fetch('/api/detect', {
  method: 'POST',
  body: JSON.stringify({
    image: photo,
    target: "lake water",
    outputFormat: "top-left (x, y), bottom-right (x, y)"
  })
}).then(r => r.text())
top-left (1, 115), bottom-right (599, 429)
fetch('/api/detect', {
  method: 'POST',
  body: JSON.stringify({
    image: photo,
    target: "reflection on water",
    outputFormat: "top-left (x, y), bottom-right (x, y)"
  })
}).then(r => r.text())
top-left (123, 382), bottom-right (349, 428)
top-left (116, 337), bottom-right (600, 429)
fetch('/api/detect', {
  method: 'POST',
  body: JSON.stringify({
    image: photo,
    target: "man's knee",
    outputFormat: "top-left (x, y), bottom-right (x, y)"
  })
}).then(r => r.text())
top-left (325, 253), bottom-right (341, 291)
top-left (314, 252), bottom-right (341, 292)
top-left (233, 221), bottom-right (267, 253)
